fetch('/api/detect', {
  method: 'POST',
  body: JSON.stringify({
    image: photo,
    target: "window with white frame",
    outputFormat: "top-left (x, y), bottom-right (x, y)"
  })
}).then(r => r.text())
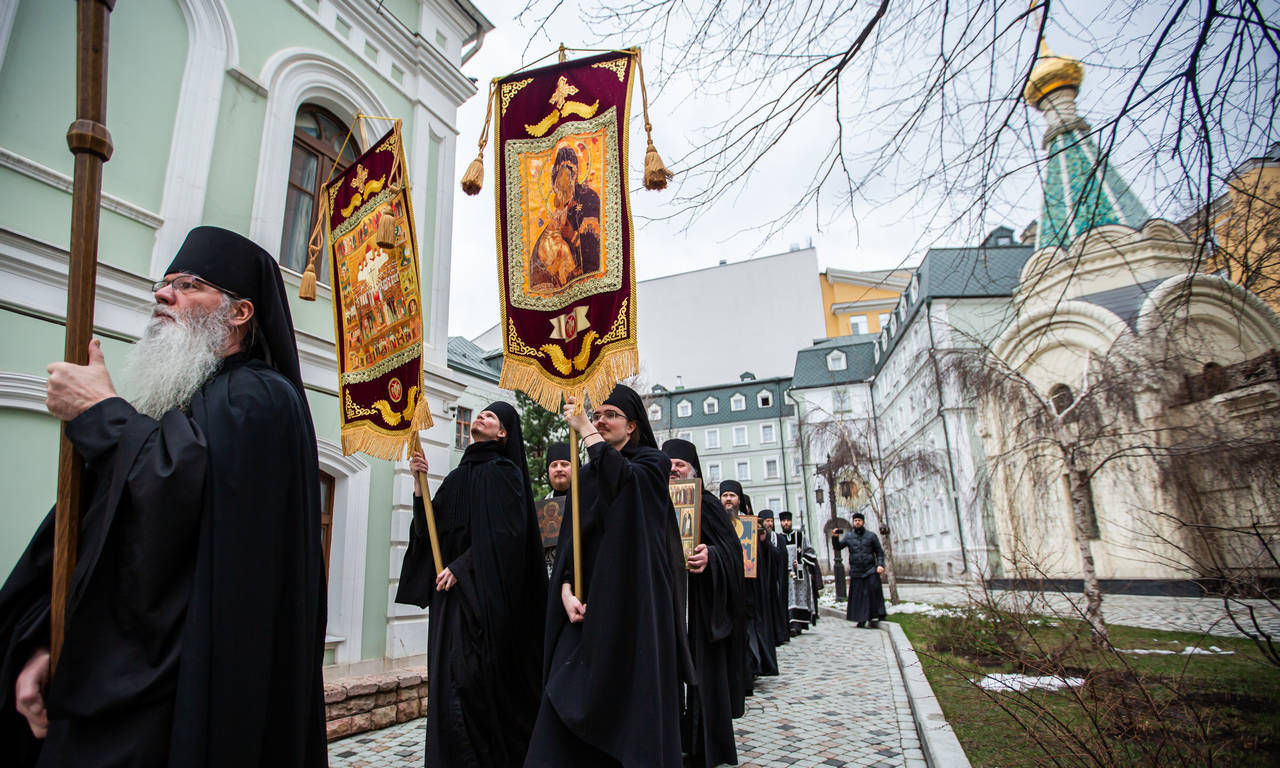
top-left (764, 458), bottom-right (779, 479)
top-left (833, 388), bottom-right (850, 412)
top-left (850, 315), bottom-right (869, 334)
top-left (757, 390), bottom-right (773, 408)
top-left (707, 462), bottom-right (722, 483)
top-left (767, 496), bottom-right (782, 510)
top-left (676, 400), bottom-right (691, 418)
top-left (703, 397), bottom-right (719, 415)
top-left (730, 393), bottom-right (746, 411)
top-left (791, 455), bottom-right (801, 477)
top-left (735, 460), bottom-right (751, 481)
top-left (826, 350), bottom-right (846, 371)
top-left (647, 402), bottom-right (662, 421)
top-left (677, 430), bottom-right (692, 441)
top-left (795, 495), bottom-right (805, 515)
top-left (878, 312), bottom-right (890, 329)
top-left (787, 421), bottom-right (798, 442)
top-left (704, 429), bottom-right (720, 449)
top-left (760, 423), bottom-right (776, 443)
top-left (732, 425), bottom-right (748, 446)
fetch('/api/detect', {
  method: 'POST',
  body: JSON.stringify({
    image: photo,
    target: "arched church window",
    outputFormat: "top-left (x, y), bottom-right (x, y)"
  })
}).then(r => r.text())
top-left (280, 105), bottom-right (360, 284)
top-left (1049, 383), bottom-right (1074, 415)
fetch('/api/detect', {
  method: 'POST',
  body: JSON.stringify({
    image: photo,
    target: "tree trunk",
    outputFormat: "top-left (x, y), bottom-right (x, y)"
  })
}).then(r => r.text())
top-left (880, 530), bottom-right (900, 604)
top-left (1066, 462), bottom-right (1107, 645)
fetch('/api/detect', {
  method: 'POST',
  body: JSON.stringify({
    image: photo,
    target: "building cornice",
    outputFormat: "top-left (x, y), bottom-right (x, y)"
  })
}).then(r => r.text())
top-left (0, 372), bottom-right (48, 414)
top-left (0, 147), bottom-right (163, 230)
top-left (823, 267), bottom-right (912, 290)
top-left (830, 298), bottom-right (899, 315)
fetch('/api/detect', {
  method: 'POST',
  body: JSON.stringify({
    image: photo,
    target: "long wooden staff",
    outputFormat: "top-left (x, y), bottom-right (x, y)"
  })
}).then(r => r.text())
top-left (570, 425), bottom-right (582, 601)
top-left (409, 431), bottom-right (444, 575)
top-left (52, 0), bottom-right (115, 672)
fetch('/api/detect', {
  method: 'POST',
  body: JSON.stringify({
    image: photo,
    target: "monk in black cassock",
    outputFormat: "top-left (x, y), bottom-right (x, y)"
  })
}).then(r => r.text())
top-left (663, 439), bottom-right (746, 768)
top-left (0, 226), bottom-right (327, 767)
top-left (834, 512), bottom-right (887, 626)
top-left (757, 510), bottom-right (791, 648)
top-left (525, 384), bottom-right (693, 768)
top-left (396, 401), bottom-right (546, 767)
top-left (541, 441), bottom-right (572, 574)
top-left (721, 483), bottom-right (778, 680)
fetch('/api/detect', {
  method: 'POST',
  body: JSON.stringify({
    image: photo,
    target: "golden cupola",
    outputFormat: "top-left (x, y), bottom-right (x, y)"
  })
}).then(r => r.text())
top-left (1023, 39), bottom-right (1084, 108)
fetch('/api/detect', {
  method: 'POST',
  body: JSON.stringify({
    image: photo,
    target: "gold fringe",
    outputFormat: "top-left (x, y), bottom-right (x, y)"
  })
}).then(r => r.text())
top-left (339, 385), bottom-right (434, 461)
top-left (499, 345), bottom-right (639, 413)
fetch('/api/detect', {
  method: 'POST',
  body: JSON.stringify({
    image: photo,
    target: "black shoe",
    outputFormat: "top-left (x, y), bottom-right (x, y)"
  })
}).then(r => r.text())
top-left (855, 621), bottom-right (866, 628)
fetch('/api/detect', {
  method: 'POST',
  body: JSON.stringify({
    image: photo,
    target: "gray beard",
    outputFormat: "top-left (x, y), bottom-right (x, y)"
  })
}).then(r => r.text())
top-left (124, 299), bottom-right (233, 419)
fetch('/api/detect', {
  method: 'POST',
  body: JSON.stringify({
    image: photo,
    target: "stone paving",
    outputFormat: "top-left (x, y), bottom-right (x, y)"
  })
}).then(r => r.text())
top-left (890, 582), bottom-right (1280, 639)
top-left (329, 616), bottom-right (925, 767)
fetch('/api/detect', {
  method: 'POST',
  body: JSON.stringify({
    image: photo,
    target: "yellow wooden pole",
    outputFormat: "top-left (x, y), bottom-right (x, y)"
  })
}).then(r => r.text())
top-left (410, 432), bottom-right (444, 575)
top-left (570, 425), bottom-right (582, 601)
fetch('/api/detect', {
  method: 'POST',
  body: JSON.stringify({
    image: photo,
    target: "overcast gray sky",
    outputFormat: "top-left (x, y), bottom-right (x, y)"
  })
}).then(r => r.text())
top-left (444, 0), bottom-right (1193, 340)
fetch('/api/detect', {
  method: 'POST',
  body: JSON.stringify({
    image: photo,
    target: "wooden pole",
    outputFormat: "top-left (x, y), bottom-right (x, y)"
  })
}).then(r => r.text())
top-left (409, 431), bottom-right (444, 575)
top-left (569, 425), bottom-right (582, 601)
top-left (52, 0), bottom-right (115, 672)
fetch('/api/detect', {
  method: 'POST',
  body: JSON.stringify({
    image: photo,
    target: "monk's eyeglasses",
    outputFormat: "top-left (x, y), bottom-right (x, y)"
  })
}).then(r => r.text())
top-left (152, 275), bottom-right (241, 300)
top-left (590, 410), bottom-right (626, 422)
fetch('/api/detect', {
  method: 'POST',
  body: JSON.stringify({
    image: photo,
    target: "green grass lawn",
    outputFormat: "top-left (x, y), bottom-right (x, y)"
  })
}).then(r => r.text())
top-left (887, 611), bottom-right (1280, 767)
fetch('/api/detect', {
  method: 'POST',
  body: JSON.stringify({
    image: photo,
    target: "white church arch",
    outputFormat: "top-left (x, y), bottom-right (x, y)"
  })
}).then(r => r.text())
top-left (248, 48), bottom-right (391, 257)
top-left (1137, 273), bottom-right (1280, 362)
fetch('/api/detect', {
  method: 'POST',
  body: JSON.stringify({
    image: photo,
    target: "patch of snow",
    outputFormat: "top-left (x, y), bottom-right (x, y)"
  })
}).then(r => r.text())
top-left (1118, 646), bottom-right (1234, 656)
top-left (885, 602), bottom-right (963, 618)
top-left (976, 674), bottom-right (1084, 692)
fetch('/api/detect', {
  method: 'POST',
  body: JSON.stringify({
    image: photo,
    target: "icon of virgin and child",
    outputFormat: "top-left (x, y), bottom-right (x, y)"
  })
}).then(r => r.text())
top-left (528, 143), bottom-right (602, 292)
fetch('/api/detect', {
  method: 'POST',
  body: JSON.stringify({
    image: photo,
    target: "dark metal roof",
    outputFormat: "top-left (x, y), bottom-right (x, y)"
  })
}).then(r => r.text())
top-left (1076, 278), bottom-right (1165, 331)
top-left (791, 334), bottom-right (878, 388)
top-left (643, 376), bottom-right (795, 430)
top-left (447, 336), bottom-right (502, 383)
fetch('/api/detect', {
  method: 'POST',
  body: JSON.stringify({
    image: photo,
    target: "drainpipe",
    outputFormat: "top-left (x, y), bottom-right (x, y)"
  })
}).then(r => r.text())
top-left (776, 381), bottom-right (790, 516)
top-left (785, 387), bottom-right (811, 546)
top-left (925, 300), bottom-right (970, 575)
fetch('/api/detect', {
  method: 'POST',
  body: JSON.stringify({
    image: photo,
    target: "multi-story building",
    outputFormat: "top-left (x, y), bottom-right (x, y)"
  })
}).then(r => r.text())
top-left (645, 373), bottom-right (802, 518)
top-left (0, 0), bottom-right (492, 677)
top-left (443, 336), bottom-right (504, 468)
top-left (819, 267), bottom-right (911, 337)
top-left (475, 245), bottom-right (826, 389)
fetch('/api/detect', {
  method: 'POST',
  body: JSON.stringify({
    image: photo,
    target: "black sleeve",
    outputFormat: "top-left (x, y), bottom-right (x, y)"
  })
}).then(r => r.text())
top-left (397, 495), bottom-right (440, 608)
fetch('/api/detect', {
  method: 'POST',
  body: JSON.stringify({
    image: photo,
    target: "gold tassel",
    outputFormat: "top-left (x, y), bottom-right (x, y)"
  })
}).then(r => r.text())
top-left (298, 193), bottom-right (330, 300)
top-left (460, 153), bottom-right (485, 196)
top-left (376, 206), bottom-right (397, 248)
top-left (461, 80), bottom-right (498, 197)
top-left (633, 49), bottom-right (673, 191)
top-left (643, 138), bottom-right (672, 191)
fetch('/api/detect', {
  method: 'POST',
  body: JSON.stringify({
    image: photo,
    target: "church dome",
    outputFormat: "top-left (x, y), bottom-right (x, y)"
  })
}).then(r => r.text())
top-left (1024, 40), bottom-right (1084, 108)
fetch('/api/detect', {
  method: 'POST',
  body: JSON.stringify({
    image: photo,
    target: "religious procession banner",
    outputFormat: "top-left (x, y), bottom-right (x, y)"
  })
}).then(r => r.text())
top-left (490, 50), bottom-right (641, 410)
top-left (735, 515), bottom-right (759, 579)
top-left (669, 479), bottom-right (701, 560)
top-left (313, 122), bottom-right (432, 459)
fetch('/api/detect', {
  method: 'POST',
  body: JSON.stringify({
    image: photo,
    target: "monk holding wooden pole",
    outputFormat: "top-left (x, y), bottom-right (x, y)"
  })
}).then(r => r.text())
top-left (51, 0), bottom-right (115, 673)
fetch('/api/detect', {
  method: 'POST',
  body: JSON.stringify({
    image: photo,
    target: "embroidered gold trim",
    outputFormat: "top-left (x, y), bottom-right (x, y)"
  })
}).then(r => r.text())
top-left (500, 78), bottom-right (533, 112)
top-left (599, 298), bottom-right (629, 345)
top-left (332, 185), bottom-right (395, 239)
top-left (350, 164), bottom-right (369, 191)
top-left (592, 58), bottom-right (628, 82)
top-left (340, 343), bottom-right (422, 385)
top-left (507, 321), bottom-right (545, 358)
top-left (344, 389), bottom-right (375, 418)
top-left (376, 132), bottom-right (398, 154)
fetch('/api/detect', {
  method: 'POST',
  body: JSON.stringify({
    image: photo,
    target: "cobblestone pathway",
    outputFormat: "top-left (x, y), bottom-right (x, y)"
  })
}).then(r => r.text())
top-left (329, 617), bottom-right (925, 767)
top-left (892, 583), bottom-right (1280, 638)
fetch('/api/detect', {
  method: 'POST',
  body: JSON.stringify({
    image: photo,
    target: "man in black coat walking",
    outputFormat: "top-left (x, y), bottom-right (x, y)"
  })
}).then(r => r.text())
top-left (833, 512), bottom-right (887, 626)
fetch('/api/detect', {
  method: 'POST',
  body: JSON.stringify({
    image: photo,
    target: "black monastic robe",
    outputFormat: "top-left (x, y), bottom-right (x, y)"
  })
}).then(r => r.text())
top-left (0, 356), bottom-right (327, 768)
top-left (765, 531), bottom-right (791, 646)
top-left (397, 440), bottom-right (546, 768)
top-left (682, 491), bottom-right (746, 768)
top-left (526, 440), bottom-right (692, 768)
top-left (744, 528), bottom-right (780, 678)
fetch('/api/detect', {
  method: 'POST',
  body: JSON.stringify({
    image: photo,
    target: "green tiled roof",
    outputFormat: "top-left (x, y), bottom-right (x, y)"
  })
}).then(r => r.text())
top-left (1037, 130), bottom-right (1149, 250)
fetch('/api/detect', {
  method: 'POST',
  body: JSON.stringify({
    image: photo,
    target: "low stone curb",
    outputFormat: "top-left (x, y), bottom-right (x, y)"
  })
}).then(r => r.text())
top-left (820, 606), bottom-right (971, 768)
top-left (322, 667), bottom-right (429, 742)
